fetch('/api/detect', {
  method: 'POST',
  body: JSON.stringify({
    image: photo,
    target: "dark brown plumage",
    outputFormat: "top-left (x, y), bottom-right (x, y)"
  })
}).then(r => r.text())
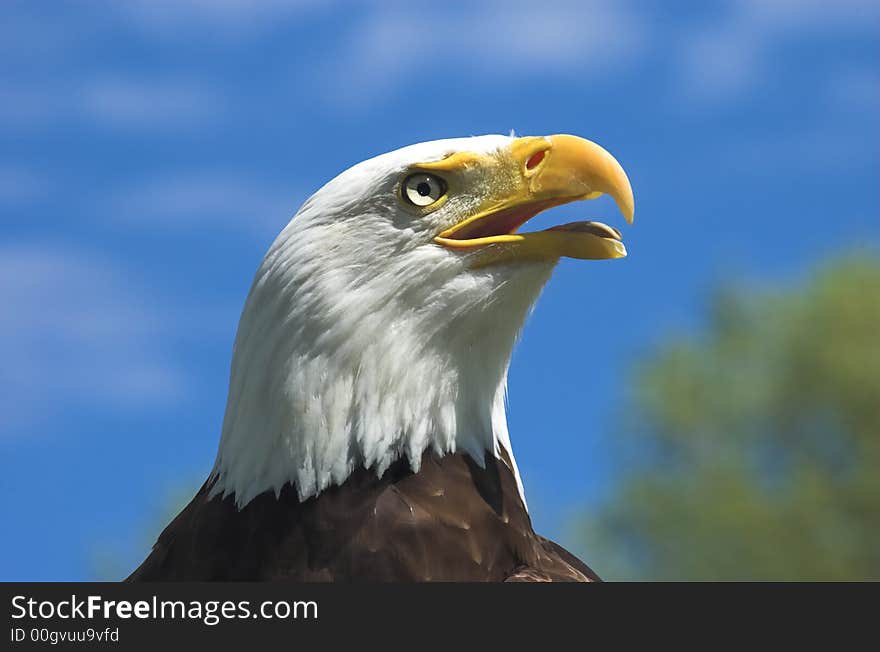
top-left (128, 449), bottom-right (599, 582)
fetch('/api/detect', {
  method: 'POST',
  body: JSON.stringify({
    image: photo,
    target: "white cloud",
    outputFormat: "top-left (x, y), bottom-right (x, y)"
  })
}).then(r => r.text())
top-left (676, 23), bottom-right (761, 102)
top-left (100, 174), bottom-right (302, 237)
top-left (4, 0), bottom-right (878, 127)
top-left (676, 0), bottom-right (880, 103)
top-left (0, 246), bottom-right (189, 435)
top-left (79, 79), bottom-right (225, 128)
top-left (99, 0), bottom-right (880, 114)
top-left (121, 0), bottom-right (333, 35)
top-left (0, 87), bottom-right (64, 130)
top-left (741, 0), bottom-right (878, 29)
top-left (0, 166), bottom-right (45, 207)
top-left (826, 68), bottom-right (880, 113)
top-left (0, 78), bottom-right (224, 132)
top-left (723, 123), bottom-right (877, 179)
top-left (317, 0), bottom-right (646, 108)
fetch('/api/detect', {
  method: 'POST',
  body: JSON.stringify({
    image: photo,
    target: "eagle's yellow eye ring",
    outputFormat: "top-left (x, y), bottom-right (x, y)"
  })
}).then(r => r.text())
top-left (401, 173), bottom-right (447, 207)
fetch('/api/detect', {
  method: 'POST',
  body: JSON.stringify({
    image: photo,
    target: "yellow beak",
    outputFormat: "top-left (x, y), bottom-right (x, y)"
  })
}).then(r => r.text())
top-left (433, 134), bottom-right (634, 267)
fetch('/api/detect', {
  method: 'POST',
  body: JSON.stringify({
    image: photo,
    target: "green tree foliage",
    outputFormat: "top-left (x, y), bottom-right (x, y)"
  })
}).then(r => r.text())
top-left (575, 252), bottom-right (880, 580)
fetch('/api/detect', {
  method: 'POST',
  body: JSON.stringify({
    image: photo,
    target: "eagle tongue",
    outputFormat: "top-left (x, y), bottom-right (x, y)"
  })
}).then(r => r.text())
top-left (545, 220), bottom-right (622, 241)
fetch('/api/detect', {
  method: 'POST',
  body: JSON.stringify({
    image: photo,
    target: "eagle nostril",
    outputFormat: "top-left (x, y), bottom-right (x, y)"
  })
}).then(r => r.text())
top-left (525, 149), bottom-right (546, 171)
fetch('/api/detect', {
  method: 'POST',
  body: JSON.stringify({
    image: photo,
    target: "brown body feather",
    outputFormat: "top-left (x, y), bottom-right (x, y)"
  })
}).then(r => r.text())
top-left (128, 450), bottom-right (598, 582)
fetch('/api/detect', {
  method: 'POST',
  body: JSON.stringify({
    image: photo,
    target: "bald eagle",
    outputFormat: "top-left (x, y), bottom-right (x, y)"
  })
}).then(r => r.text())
top-left (128, 134), bottom-right (634, 582)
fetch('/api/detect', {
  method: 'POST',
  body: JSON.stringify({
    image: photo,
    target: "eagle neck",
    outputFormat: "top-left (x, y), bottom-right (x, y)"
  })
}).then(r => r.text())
top-left (210, 225), bottom-right (554, 509)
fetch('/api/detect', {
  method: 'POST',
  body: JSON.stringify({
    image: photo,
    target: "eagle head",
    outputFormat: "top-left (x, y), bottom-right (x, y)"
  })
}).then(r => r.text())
top-left (211, 134), bottom-right (634, 506)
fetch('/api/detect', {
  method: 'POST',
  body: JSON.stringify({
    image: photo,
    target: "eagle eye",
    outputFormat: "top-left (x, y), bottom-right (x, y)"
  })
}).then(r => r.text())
top-left (402, 173), bottom-right (447, 207)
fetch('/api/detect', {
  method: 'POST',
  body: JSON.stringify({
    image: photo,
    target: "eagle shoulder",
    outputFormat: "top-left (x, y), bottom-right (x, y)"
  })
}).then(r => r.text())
top-left (128, 451), bottom-right (599, 582)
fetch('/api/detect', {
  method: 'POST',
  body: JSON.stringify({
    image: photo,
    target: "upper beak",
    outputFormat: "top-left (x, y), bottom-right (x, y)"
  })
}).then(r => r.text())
top-left (527, 134), bottom-right (634, 224)
top-left (434, 134), bottom-right (635, 265)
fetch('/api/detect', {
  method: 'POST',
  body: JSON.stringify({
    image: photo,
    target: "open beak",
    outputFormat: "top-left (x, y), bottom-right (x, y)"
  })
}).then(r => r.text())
top-left (433, 134), bottom-right (634, 267)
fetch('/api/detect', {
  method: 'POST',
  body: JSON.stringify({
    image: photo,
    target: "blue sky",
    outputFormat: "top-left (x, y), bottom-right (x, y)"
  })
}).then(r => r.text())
top-left (1, 0), bottom-right (877, 580)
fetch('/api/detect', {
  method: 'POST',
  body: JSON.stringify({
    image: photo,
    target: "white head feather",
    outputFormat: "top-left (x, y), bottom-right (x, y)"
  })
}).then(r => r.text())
top-left (210, 135), bottom-right (558, 508)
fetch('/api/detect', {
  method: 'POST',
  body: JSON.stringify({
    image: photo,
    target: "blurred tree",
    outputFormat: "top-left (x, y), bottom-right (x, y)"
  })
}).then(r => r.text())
top-left (574, 252), bottom-right (880, 580)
